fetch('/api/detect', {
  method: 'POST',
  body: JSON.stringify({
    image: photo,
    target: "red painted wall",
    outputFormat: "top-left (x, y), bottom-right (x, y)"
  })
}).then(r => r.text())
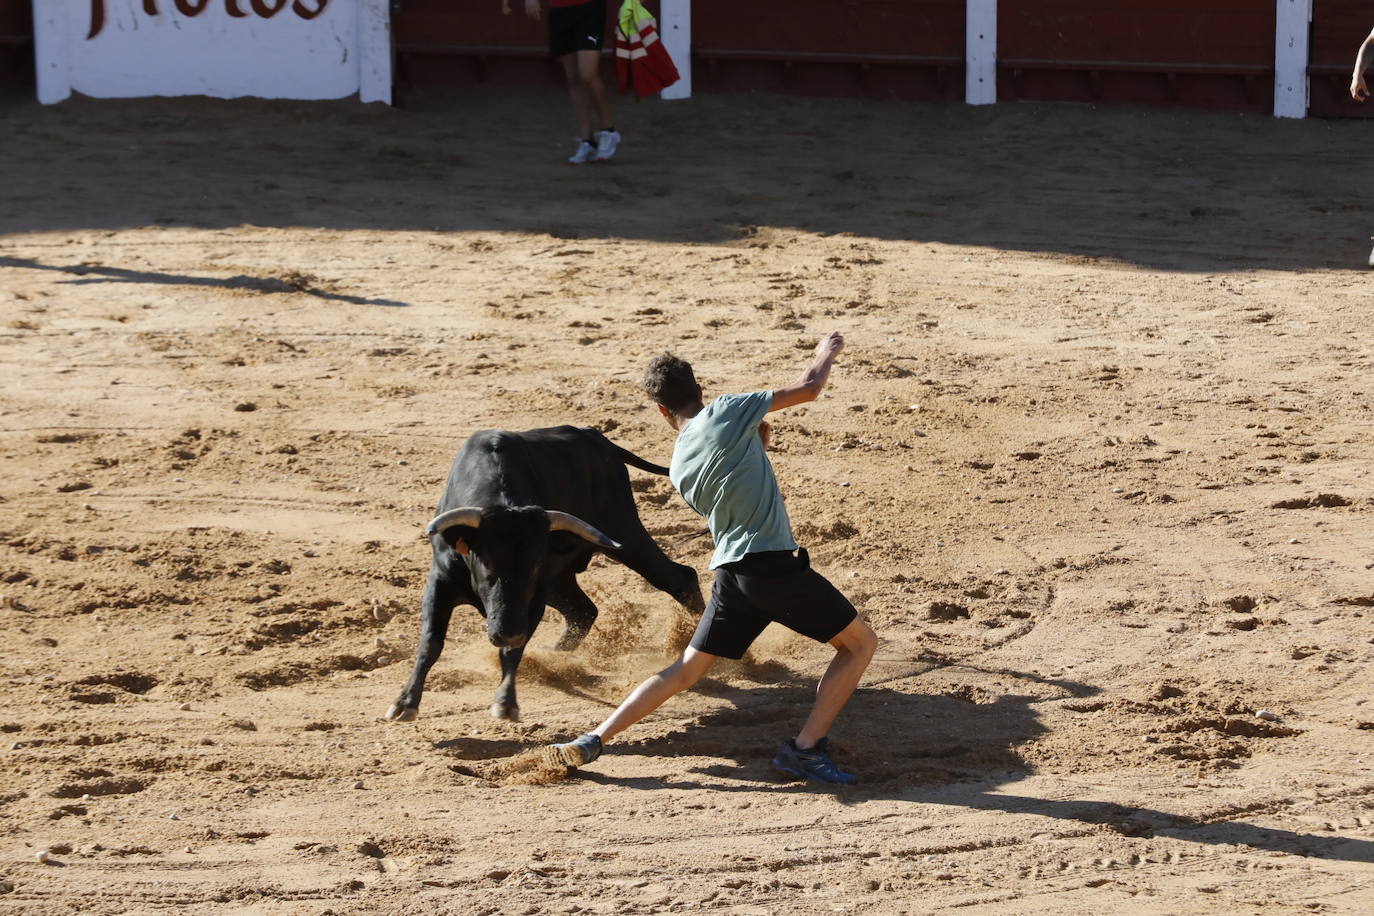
top-left (394, 0), bottom-right (549, 52)
top-left (998, 0), bottom-right (1276, 112)
top-left (0, 0), bottom-right (33, 93)
top-left (392, 0), bottom-right (965, 102)
top-left (690, 0), bottom-right (965, 100)
top-left (393, 0), bottom-right (600, 91)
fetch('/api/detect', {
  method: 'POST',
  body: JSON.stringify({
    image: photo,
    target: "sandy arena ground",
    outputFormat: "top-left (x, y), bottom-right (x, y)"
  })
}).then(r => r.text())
top-left (1, 88), bottom-right (1373, 914)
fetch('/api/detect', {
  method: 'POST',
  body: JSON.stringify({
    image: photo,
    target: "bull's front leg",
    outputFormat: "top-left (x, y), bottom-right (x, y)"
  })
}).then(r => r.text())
top-left (387, 567), bottom-right (461, 722)
top-left (491, 645), bottom-right (525, 720)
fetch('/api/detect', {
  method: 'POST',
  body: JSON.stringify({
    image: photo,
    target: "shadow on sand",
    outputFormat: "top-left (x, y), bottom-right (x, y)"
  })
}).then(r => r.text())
top-left (432, 669), bottom-right (1372, 868)
top-left (2, 91), bottom-right (1371, 272)
top-left (0, 255), bottom-right (409, 307)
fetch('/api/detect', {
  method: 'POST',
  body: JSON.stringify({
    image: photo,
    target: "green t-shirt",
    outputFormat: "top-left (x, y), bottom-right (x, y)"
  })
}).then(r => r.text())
top-left (669, 391), bottom-right (798, 569)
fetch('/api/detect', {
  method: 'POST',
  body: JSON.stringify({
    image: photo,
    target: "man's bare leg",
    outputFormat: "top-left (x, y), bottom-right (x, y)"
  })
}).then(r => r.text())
top-left (552, 619), bottom-right (873, 771)
top-left (575, 48), bottom-right (613, 134)
top-left (795, 617), bottom-right (877, 750)
top-left (594, 647), bottom-right (717, 742)
top-left (548, 647), bottom-right (715, 767)
top-left (559, 54), bottom-right (594, 140)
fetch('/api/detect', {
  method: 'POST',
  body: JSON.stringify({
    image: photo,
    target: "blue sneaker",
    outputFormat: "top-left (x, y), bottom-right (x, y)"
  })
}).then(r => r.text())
top-left (550, 733), bottom-right (602, 768)
top-left (771, 737), bottom-right (857, 785)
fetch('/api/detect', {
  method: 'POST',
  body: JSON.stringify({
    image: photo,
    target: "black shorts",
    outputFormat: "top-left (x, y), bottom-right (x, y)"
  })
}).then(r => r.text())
top-left (690, 548), bottom-right (858, 660)
top-left (548, 0), bottom-right (606, 58)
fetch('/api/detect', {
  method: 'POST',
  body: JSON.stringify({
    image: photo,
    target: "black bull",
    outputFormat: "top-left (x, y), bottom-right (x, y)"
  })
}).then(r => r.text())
top-left (386, 426), bottom-right (704, 722)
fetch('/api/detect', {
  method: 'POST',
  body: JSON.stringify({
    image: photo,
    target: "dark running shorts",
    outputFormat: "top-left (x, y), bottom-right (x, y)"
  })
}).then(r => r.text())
top-left (690, 548), bottom-right (858, 660)
top-left (548, 0), bottom-right (606, 58)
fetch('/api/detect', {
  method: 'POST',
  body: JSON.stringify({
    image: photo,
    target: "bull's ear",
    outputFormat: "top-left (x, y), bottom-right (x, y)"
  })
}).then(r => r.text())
top-left (439, 527), bottom-right (472, 556)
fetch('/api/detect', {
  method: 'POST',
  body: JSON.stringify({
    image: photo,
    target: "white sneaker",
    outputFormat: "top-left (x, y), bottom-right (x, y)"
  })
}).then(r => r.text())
top-left (568, 139), bottom-right (597, 165)
top-left (594, 129), bottom-right (621, 161)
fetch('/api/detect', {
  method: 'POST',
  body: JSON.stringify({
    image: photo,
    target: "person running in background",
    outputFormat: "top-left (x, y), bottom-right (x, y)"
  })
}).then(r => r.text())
top-left (549, 332), bottom-right (879, 785)
top-left (507, 0), bottom-right (620, 163)
top-left (1351, 25), bottom-right (1374, 100)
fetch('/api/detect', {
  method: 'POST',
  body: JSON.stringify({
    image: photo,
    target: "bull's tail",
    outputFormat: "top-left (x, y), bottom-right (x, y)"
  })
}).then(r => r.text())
top-left (589, 429), bottom-right (669, 476)
top-left (612, 442), bottom-right (669, 476)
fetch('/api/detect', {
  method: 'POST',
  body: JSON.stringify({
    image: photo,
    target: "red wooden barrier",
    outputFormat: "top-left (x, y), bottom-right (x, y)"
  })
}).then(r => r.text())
top-left (392, 0), bottom-right (626, 93)
top-left (998, 0), bottom-right (1275, 112)
top-left (690, 0), bottom-right (965, 100)
top-left (0, 0), bottom-right (33, 93)
top-left (392, 0), bottom-right (966, 102)
top-left (1310, 0), bottom-right (1374, 117)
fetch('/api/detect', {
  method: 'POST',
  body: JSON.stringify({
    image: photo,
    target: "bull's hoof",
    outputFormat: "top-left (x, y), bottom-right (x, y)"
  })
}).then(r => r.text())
top-left (489, 702), bottom-right (520, 721)
top-left (554, 629), bottom-right (588, 652)
top-left (385, 702), bottom-right (418, 723)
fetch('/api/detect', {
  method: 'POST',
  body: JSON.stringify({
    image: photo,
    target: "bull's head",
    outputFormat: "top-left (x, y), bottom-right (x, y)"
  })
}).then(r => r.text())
top-left (425, 505), bottom-right (621, 649)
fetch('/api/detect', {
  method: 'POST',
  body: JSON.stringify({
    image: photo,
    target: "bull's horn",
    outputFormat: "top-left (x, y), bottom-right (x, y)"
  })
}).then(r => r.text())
top-left (546, 511), bottom-right (622, 550)
top-left (425, 507), bottom-right (483, 538)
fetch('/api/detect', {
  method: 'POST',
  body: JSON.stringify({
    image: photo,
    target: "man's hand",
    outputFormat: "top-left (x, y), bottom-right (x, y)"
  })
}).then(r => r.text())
top-left (815, 331), bottom-right (845, 363)
top-left (769, 331), bottom-right (848, 413)
top-left (524, 0), bottom-right (540, 20)
top-left (1354, 33), bottom-right (1374, 101)
top-left (757, 420), bottom-right (772, 451)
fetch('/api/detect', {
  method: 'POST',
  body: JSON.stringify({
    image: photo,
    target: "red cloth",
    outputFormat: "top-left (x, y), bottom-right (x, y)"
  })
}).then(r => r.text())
top-left (614, 11), bottom-right (680, 98)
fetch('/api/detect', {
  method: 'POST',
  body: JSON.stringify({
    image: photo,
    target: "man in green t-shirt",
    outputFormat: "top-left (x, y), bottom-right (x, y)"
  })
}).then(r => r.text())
top-left (549, 332), bottom-right (878, 784)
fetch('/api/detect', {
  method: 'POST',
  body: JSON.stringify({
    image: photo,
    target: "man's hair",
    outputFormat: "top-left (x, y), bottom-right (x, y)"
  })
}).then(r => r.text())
top-left (642, 353), bottom-right (699, 414)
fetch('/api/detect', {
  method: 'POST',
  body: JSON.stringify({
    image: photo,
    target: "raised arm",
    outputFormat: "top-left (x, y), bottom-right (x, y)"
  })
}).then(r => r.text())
top-left (1352, 29), bottom-right (1374, 101)
top-left (769, 331), bottom-right (846, 413)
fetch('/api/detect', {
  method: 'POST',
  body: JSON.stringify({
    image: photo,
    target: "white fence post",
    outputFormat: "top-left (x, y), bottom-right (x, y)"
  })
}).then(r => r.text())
top-left (966, 0), bottom-right (996, 105)
top-left (660, 0), bottom-right (692, 100)
top-left (31, 0), bottom-right (72, 104)
top-left (358, 0), bottom-right (392, 104)
top-left (1274, 0), bottom-right (1312, 118)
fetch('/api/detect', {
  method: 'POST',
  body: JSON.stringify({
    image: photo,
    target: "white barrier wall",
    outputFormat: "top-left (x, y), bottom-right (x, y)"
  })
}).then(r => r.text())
top-left (33, 0), bottom-right (391, 105)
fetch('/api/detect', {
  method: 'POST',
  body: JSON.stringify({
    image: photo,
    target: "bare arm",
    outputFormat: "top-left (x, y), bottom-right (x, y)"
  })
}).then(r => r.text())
top-left (769, 331), bottom-right (845, 413)
top-left (1352, 30), bottom-right (1374, 101)
top-left (505, 0), bottom-right (539, 19)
